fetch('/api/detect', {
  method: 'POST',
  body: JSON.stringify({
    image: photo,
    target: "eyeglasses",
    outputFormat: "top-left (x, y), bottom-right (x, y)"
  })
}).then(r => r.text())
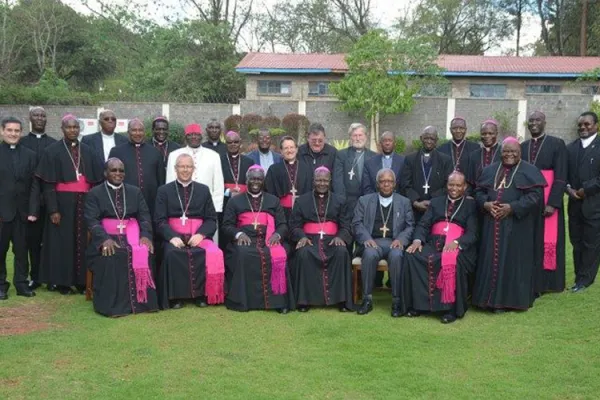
top-left (102, 117), bottom-right (117, 121)
top-left (109, 168), bottom-right (125, 173)
top-left (226, 140), bottom-right (241, 144)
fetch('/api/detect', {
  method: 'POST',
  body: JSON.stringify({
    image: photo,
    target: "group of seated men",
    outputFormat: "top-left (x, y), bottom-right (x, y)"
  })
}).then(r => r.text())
top-left (1, 107), bottom-right (599, 325)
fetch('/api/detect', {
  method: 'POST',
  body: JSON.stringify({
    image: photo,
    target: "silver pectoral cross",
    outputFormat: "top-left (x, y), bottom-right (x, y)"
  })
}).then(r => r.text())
top-left (117, 221), bottom-right (126, 234)
top-left (443, 223), bottom-right (449, 233)
top-left (290, 186), bottom-right (298, 206)
top-left (318, 230), bottom-right (326, 239)
top-left (180, 214), bottom-right (188, 226)
top-left (423, 182), bottom-right (430, 194)
top-left (348, 168), bottom-right (355, 180)
top-left (76, 169), bottom-right (82, 180)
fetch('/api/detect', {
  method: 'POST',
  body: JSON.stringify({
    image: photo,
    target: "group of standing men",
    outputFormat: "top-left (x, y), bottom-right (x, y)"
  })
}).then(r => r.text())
top-left (1, 107), bottom-right (599, 324)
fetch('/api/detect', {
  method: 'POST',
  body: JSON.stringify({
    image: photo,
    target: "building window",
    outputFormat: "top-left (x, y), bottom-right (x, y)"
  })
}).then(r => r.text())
top-left (257, 80), bottom-right (292, 95)
top-left (416, 83), bottom-right (449, 97)
top-left (582, 86), bottom-right (600, 95)
top-left (526, 85), bottom-right (561, 94)
top-left (308, 81), bottom-right (331, 96)
top-left (470, 84), bottom-right (507, 98)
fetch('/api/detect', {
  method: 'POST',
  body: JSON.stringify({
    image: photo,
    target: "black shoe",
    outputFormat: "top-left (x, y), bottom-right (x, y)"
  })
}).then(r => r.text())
top-left (170, 301), bottom-right (184, 309)
top-left (277, 307), bottom-right (289, 314)
top-left (391, 302), bottom-right (402, 318)
top-left (75, 285), bottom-right (86, 295)
top-left (0, 290), bottom-right (7, 300)
top-left (16, 289), bottom-right (36, 298)
top-left (338, 303), bottom-right (352, 312)
top-left (195, 297), bottom-right (208, 307)
top-left (406, 309), bottom-right (421, 318)
top-left (298, 305), bottom-right (310, 312)
top-left (441, 313), bottom-right (457, 324)
top-left (572, 284), bottom-right (586, 293)
top-left (58, 286), bottom-right (74, 295)
top-left (29, 281), bottom-right (42, 290)
top-left (47, 284), bottom-right (57, 292)
top-left (357, 299), bottom-right (373, 315)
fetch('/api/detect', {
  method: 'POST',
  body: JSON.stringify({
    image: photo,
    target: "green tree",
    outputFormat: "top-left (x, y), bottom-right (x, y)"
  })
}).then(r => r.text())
top-left (330, 30), bottom-right (445, 148)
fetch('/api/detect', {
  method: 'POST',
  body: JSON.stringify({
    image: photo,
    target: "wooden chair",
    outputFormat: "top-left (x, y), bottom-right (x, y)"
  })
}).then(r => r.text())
top-left (351, 257), bottom-right (389, 303)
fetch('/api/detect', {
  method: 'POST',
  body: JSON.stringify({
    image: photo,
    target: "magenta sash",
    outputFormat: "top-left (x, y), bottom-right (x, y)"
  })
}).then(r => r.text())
top-left (431, 221), bottom-right (465, 304)
top-left (102, 218), bottom-right (155, 303)
top-left (303, 222), bottom-right (338, 236)
top-left (237, 211), bottom-right (287, 295)
top-left (541, 170), bottom-right (558, 271)
top-left (279, 194), bottom-right (294, 208)
top-left (55, 175), bottom-right (91, 192)
top-left (168, 217), bottom-right (225, 305)
top-left (224, 183), bottom-right (248, 193)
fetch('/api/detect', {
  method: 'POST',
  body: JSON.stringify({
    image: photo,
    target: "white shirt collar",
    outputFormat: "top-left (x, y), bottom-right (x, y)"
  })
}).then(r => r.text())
top-left (248, 191), bottom-right (262, 198)
top-left (9, 144), bottom-right (16, 149)
top-left (177, 179), bottom-right (192, 187)
top-left (101, 131), bottom-right (115, 139)
top-left (532, 133), bottom-right (546, 142)
top-left (581, 133), bottom-right (597, 149)
top-left (106, 181), bottom-right (123, 190)
top-left (378, 194), bottom-right (393, 207)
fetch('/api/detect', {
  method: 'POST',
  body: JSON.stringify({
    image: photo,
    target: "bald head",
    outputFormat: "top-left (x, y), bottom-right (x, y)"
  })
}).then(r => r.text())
top-left (527, 111), bottom-right (546, 138)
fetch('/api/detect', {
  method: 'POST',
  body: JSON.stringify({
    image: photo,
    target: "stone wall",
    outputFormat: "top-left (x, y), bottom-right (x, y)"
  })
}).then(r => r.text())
top-left (455, 99), bottom-right (520, 135)
top-left (526, 95), bottom-right (593, 142)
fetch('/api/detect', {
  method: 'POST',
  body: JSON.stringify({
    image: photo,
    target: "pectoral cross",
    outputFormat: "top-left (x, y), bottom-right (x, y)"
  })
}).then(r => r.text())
top-left (318, 230), bottom-right (326, 239)
top-left (117, 221), bottom-right (126, 234)
top-left (180, 214), bottom-right (188, 226)
top-left (380, 224), bottom-right (389, 238)
top-left (252, 219), bottom-right (259, 230)
top-left (76, 169), bottom-right (82, 180)
top-left (443, 223), bottom-right (449, 233)
top-left (348, 168), bottom-right (355, 180)
top-left (290, 186), bottom-right (298, 206)
top-left (422, 182), bottom-right (430, 194)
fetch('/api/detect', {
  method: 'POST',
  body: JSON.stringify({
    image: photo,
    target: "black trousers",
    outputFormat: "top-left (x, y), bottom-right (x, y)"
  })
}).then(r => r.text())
top-left (0, 218), bottom-right (29, 292)
top-left (569, 208), bottom-right (600, 287)
top-left (27, 208), bottom-right (45, 282)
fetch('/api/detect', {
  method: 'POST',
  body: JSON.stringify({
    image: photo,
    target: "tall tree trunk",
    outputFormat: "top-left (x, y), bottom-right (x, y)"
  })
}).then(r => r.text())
top-left (581, 0), bottom-right (588, 56)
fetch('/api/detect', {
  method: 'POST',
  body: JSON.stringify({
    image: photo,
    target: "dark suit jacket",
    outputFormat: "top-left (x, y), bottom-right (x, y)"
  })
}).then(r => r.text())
top-left (333, 147), bottom-right (376, 201)
top-left (361, 153), bottom-right (405, 195)
top-left (352, 192), bottom-right (415, 246)
top-left (567, 135), bottom-right (600, 219)
top-left (0, 143), bottom-right (38, 222)
top-left (246, 149), bottom-right (282, 168)
top-left (81, 131), bottom-right (128, 169)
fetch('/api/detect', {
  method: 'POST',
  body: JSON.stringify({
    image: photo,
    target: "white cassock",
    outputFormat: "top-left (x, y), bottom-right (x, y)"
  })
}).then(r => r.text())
top-left (166, 146), bottom-right (224, 212)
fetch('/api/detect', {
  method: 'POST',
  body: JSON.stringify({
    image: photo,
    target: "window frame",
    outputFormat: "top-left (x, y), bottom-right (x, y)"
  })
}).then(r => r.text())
top-left (469, 84), bottom-right (507, 99)
top-left (257, 80), bottom-right (292, 96)
top-left (525, 84), bottom-right (562, 94)
top-left (308, 81), bottom-right (332, 97)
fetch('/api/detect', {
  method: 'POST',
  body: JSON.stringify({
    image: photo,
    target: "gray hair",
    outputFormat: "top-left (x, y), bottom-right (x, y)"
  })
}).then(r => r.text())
top-left (206, 118), bottom-right (222, 128)
top-left (348, 123), bottom-right (368, 136)
top-left (376, 168), bottom-right (396, 183)
top-left (379, 131), bottom-right (395, 142)
top-left (29, 106), bottom-right (45, 115)
top-left (175, 153), bottom-right (194, 166)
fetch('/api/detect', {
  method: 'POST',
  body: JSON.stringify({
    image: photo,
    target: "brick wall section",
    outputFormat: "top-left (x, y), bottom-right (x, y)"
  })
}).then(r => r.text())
top-left (380, 98), bottom-right (448, 142)
top-left (100, 102), bottom-right (163, 120)
top-left (526, 95), bottom-right (592, 142)
top-left (240, 100), bottom-right (298, 117)
top-left (169, 103), bottom-right (233, 126)
top-left (305, 101), bottom-right (368, 141)
top-left (455, 99), bottom-right (519, 136)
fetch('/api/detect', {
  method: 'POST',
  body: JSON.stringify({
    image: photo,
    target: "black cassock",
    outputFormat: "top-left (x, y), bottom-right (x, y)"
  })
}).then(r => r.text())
top-left (20, 132), bottom-right (57, 282)
top-left (402, 196), bottom-right (477, 318)
top-left (109, 142), bottom-right (165, 216)
top-left (152, 139), bottom-right (181, 167)
top-left (85, 183), bottom-right (159, 317)
top-left (221, 153), bottom-right (254, 212)
top-left (36, 139), bottom-right (103, 288)
top-left (473, 161), bottom-right (545, 310)
top-left (438, 140), bottom-right (480, 173)
top-left (522, 135), bottom-right (567, 293)
top-left (264, 160), bottom-right (313, 221)
top-left (466, 144), bottom-right (501, 191)
top-left (221, 192), bottom-right (295, 311)
top-left (154, 181), bottom-right (218, 305)
top-left (401, 149), bottom-right (453, 221)
top-left (288, 191), bottom-right (353, 309)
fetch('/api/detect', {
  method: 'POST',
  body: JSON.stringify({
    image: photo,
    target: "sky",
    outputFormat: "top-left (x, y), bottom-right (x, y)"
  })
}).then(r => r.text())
top-left (65, 0), bottom-right (541, 55)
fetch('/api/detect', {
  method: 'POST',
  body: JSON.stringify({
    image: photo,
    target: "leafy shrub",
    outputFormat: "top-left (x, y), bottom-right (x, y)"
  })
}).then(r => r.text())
top-left (261, 115), bottom-right (281, 129)
top-left (411, 138), bottom-right (449, 151)
top-left (224, 114), bottom-right (242, 133)
top-left (249, 127), bottom-right (286, 137)
top-left (395, 137), bottom-right (406, 154)
top-left (144, 118), bottom-right (186, 145)
top-left (281, 113), bottom-right (310, 143)
top-left (241, 113), bottom-right (263, 135)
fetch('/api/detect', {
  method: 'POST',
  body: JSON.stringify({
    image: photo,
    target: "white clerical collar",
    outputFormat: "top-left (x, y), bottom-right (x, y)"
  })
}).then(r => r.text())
top-left (9, 144), bottom-right (16, 149)
top-left (229, 153), bottom-right (239, 158)
top-left (383, 154), bottom-right (392, 159)
top-left (177, 179), bottom-right (192, 187)
top-left (248, 191), bottom-right (262, 198)
top-left (32, 132), bottom-right (45, 139)
top-left (134, 143), bottom-right (142, 147)
top-left (188, 146), bottom-right (201, 153)
top-left (532, 133), bottom-right (545, 142)
top-left (101, 131), bottom-right (114, 139)
top-left (286, 159), bottom-right (296, 165)
top-left (378, 194), bottom-right (393, 207)
top-left (423, 151), bottom-right (431, 157)
top-left (452, 140), bottom-right (464, 146)
top-left (106, 181), bottom-right (123, 190)
top-left (212, 142), bottom-right (219, 146)
top-left (582, 133), bottom-right (597, 149)
top-left (448, 195), bottom-right (464, 203)
top-left (354, 148), bottom-right (364, 153)
top-left (484, 144), bottom-right (497, 151)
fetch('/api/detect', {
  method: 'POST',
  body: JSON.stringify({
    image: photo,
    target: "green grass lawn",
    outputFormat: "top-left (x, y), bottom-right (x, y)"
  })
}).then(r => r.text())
top-left (1, 245), bottom-right (599, 400)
